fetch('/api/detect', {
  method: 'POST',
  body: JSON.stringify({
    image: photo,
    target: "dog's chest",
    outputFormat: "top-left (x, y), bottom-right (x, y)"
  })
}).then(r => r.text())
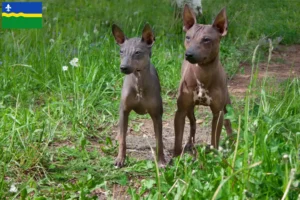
top-left (193, 81), bottom-right (212, 106)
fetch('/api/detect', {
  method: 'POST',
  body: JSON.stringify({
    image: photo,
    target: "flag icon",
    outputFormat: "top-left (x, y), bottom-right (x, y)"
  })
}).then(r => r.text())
top-left (2, 2), bottom-right (42, 29)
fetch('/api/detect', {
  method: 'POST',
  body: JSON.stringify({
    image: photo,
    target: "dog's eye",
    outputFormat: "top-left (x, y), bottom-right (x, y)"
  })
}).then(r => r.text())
top-left (135, 51), bottom-right (141, 55)
top-left (203, 37), bottom-right (211, 43)
top-left (186, 36), bottom-right (191, 41)
top-left (120, 50), bottom-right (124, 54)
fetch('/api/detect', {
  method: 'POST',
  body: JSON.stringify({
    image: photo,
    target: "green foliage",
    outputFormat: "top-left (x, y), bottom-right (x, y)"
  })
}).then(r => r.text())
top-left (202, 0), bottom-right (300, 44)
top-left (130, 78), bottom-right (300, 200)
top-left (0, 0), bottom-right (299, 199)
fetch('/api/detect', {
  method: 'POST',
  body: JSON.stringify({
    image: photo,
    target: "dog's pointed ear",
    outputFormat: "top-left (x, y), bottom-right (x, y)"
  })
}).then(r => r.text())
top-left (112, 24), bottom-right (126, 45)
top-left (141, 23), bottom-right (155, 47)
top-left (212, 8), bottom-right (228, 36)
top-left (183, 4), bottom-right (196, 32)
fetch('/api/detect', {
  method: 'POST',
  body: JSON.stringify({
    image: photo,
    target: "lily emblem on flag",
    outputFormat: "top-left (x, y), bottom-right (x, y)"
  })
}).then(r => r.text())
top-left (5, 4), bottom-right (12, 12)
top-left (1, 2), bottom-right (43, 29)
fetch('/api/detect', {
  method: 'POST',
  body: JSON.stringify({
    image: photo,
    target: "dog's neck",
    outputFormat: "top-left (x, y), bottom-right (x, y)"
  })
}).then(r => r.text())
top-left (131, 64), bottom-right (151, 101)
top-left (134, 71), bottom-right (143, 100)
top-left (196, 55), bottom-right (220, 70)
top-left (188, 57), bottom-right (221, 88)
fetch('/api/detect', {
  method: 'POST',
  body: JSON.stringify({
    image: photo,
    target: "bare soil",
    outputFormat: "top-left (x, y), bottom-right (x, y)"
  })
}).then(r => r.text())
top-left (229, 45), bottom-right (300, 96)
top-left (111, 107), bottom-right (211, 163)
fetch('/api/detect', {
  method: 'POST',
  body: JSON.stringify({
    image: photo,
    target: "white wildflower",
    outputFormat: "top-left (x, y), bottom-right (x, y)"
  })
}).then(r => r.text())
top-left (93, 26), bottom-right (99, 35)
top-left (62, 66), bottom-right (68, 71)
top-left (9, 184), bottom-right (17, 193)
top-left (210, 145), bottom-right (214, 150)
top-left (283, 154), bottom-right (289, 160)
top-left (53, 17), bottom-right (58, 21)
top-left (49, 39), bottom-right (55, 43)
top-left (42, 6), bottom-right (47, 10)
top-left (83, 31), bottom-right (89, 38)
top-left (218, 146), bottom-right (223, 152)
top-left (69, 58), bottom-right (79, 67)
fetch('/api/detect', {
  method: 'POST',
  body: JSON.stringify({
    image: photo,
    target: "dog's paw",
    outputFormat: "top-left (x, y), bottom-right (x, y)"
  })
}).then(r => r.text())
top-left (184, 143), bottom-right (194, 152)
top-left (114, 156), bottom-right (125, 168)
top-left (158, 159), bottom-right (167, 168)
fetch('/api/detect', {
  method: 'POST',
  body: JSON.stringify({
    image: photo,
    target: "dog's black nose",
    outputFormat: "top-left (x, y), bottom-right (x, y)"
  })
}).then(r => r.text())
top-left (185, 52), bottom-right (193, 59)
top-left (120, 65), bottom-right (128, 70)
top-left (120, 65), bottom-right (131, 74)
top-left (120, 65), bottom-right (128, 71)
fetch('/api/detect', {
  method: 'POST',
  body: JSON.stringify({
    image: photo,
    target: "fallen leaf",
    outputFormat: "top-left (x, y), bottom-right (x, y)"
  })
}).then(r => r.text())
top-left (196, 119), bottom-right (204, 124)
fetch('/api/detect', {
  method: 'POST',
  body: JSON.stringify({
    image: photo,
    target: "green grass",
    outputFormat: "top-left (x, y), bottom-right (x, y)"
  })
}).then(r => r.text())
top-left (0, 0), bottom-right (299, 199)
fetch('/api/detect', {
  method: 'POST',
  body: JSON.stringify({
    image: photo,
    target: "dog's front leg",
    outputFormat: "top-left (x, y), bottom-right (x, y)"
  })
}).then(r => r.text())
top-left (186, 106), bottom-right (196, 151)
top-left (211, 111), bottom-right (224, 148)
top-left (115, 109), bottom-right (129, 167)
top-left (174, 110), bottom-right (186, 157)
top-left (173, 98), bottom-right (188, 157)
top-left (150, 113), bottom-right (166, 167)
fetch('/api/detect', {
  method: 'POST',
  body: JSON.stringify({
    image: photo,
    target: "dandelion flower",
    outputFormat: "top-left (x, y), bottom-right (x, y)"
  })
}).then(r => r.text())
top-left (69, 58), bottom-right (79, 67)
top-left (62, 66), bottom-right (68, 71)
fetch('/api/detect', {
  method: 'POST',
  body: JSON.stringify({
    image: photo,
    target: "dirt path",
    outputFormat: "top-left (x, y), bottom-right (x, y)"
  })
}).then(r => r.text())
top-left (112, 45), bottom-right (300, 163)
top-left (229, 45), bottom-right (300, 96)
top-left (111, 107), bottom-right (211, 163)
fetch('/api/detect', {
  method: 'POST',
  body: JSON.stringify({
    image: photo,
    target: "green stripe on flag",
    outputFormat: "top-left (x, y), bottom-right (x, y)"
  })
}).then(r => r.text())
top-left (2, 17), bottom-right (42, 29)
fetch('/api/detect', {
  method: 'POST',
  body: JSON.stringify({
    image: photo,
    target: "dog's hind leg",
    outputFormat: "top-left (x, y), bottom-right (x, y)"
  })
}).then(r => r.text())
top-left (224, 97), bottom-right (233, 136)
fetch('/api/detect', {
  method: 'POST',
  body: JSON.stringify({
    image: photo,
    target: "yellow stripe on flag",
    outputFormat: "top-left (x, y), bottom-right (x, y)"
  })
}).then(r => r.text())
top-left (2, 13), bottom-right (42, 18)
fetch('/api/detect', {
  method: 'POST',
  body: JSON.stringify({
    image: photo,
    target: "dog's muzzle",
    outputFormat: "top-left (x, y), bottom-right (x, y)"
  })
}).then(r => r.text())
top-left (185, 52), bottom-right (197, 64)
top-left (120, 65), bottom-right (133, 74)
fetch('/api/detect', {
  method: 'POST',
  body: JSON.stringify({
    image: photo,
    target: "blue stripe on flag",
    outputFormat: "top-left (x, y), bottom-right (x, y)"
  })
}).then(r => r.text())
top-left (2, 2), bottom-right (42, 14)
